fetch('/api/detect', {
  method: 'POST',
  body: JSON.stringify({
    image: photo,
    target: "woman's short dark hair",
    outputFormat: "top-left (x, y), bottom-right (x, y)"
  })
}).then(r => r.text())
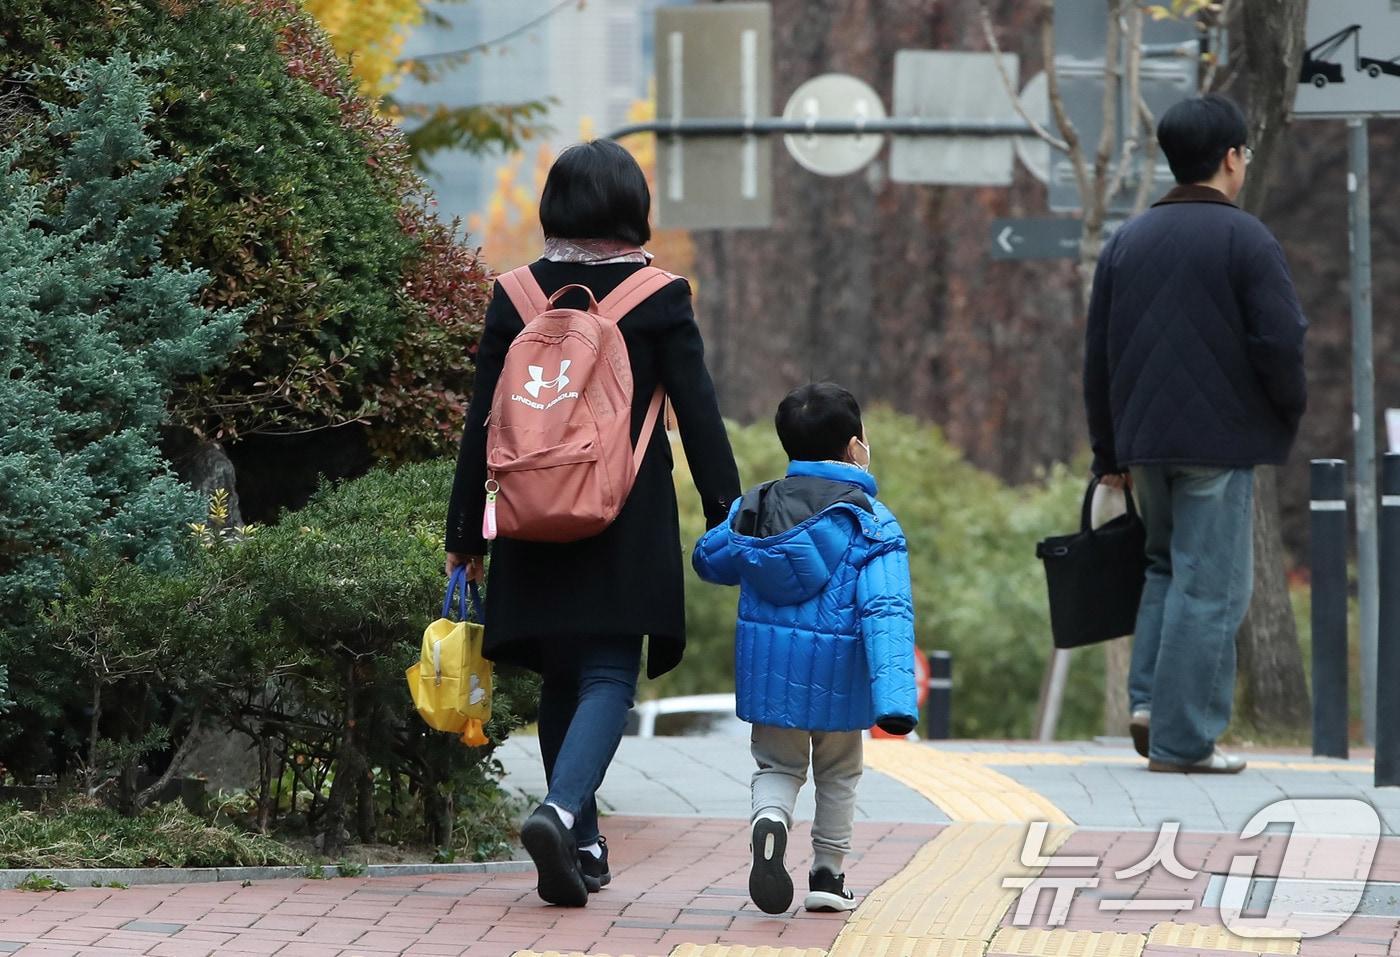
top-left (1156, 93), bottom-right (1249, 185)
top-left (775, 383), bottom-right (864, 463)
top-left (539, 140), bottom-right (652, 246)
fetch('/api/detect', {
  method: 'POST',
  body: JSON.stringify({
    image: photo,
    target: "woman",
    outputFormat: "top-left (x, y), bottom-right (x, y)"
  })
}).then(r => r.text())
top-left (445, 140), bottom-right (740, 907)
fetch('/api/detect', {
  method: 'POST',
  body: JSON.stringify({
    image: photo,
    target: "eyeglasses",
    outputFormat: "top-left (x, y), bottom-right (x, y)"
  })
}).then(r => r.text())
top-left (1241, 146), bottom-right (1254, 166)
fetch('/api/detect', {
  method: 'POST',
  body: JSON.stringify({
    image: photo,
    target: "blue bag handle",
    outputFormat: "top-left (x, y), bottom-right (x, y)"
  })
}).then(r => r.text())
top-left (442, 567), bottom-right (484, 622)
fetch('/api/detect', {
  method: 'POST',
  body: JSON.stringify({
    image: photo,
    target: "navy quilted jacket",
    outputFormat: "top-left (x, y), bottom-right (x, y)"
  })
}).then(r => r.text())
top-left (1085, 186), bottom-right (1308, 476)
top-left (692, 460), bottom-right (918, 733)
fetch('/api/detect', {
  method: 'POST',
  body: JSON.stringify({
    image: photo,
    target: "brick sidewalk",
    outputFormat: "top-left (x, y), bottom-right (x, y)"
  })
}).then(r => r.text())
top-left (0, 816), bottom-right (938, 957)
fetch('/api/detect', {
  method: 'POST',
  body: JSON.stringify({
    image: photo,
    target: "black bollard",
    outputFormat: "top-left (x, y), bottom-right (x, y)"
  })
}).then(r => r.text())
top-left (1311, 459), bottom-right (1350, 759)
top-left (1377, 454), bottom-right (1400, 786)
top-left (925, 650), bottom-right (952, 740)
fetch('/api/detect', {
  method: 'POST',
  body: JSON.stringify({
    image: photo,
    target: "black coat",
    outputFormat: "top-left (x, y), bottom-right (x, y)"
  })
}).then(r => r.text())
top-left (445, 260), bottom-right (741, 679)
top-left (1085, 185), bottom-right (1308, 476)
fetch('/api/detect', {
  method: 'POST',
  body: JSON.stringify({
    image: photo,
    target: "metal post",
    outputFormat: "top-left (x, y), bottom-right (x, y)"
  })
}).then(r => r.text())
top-left (1035, 649), bottom-right (1072, 743)
top-left (1348, 119), bottom-right (1379, 747)
top-left (1310, 460), bottom-right (1349, 759)
top-left (926, 651), bottom-right (952, 740)
top-left (1377, 455), bottom-right (1400, 785)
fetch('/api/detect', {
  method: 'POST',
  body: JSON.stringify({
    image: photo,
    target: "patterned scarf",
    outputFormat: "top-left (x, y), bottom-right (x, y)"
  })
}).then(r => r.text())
top-left (542, 237), bottom-right (653, 265)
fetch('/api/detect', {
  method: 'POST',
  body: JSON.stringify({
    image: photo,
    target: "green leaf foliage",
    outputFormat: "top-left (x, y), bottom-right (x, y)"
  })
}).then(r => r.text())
top-left (0, 52), bottom-right (246, 624)
top-left (1, 0), bottom-right (491, 456)
top-left (399, 100), bottom-right (553, 171)
top-left (1, 459), bottom-right (536, 857)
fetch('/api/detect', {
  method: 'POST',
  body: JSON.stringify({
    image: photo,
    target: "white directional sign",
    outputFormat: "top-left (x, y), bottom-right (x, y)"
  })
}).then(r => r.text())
top-left (890, 51), bottom-right (1022, 186)
top-left (656, 3), bottom-right (773, 229)
top-left (781, 74), bottom-right (886, 176)
top-left (1294, 0), bottom-right (1400, 117)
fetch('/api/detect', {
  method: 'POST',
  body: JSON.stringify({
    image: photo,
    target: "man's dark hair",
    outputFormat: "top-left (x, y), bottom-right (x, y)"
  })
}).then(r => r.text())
top-left (775, 383), bottom-right (864, 462)
top-left (1156, 94), bottom-right (1249, 185)
top-left (539, 139), bottom-right (652, 246)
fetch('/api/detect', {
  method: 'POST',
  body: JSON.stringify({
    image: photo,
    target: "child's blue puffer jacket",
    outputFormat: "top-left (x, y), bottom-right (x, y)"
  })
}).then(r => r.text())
top-left (692, 460), bottom-right (918, 733)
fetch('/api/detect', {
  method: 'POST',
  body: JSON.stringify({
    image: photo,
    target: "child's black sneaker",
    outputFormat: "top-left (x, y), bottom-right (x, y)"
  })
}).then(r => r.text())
top-left (804, 867), bottom-right (857, 912)
top-left (579, 836), bottom-right (610, 892)
top-left (748, 817), bottom-right (793, 915)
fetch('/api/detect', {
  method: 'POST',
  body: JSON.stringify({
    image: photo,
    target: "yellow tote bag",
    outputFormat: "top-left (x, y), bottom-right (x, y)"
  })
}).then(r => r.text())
top-left (406, 568), bottom-right (492, 746)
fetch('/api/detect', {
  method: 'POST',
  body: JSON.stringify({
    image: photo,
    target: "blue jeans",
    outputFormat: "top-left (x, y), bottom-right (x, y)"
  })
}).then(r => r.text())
top-left (1128, 465), bottom-right (1255, 765)
top-left (537, 636), bottom-right (642, 847)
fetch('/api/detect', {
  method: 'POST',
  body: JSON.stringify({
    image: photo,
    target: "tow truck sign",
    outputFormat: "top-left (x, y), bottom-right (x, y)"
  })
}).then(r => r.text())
top-left (1294, 0), bottom-right (1400, 117)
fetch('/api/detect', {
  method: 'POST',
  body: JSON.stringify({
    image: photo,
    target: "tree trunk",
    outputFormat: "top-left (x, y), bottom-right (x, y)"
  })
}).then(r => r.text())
top-left (355, 705), bottom-right (377, 845)
top-left (356, 769), bottom-right (376, 845)
top-left (1238, 470), bottom-right (1312, 733)
top-left (322, 663), bottom-right (361, 858)
top-left (1231, 0), bottom-right (1312, 736)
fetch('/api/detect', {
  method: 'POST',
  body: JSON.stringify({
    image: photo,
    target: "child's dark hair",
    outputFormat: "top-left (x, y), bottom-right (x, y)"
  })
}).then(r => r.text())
top-left (775, 383), bottom-right (863, 462)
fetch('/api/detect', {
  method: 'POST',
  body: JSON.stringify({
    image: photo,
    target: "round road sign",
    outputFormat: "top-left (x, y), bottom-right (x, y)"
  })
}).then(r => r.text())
top-left (1014, 71), bottom-right (1051, 185)
top-left (781, 73), bottom-right (886, 177)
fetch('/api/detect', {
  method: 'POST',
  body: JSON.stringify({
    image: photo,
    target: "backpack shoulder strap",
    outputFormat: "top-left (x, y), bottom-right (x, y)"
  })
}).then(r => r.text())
top-left (497, 265), bottom-right (550, 322)
top-left (597, 266), bottom-right (682, 322)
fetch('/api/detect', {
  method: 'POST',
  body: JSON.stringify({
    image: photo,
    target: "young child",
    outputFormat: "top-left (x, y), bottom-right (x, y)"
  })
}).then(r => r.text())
top-left (693, 383), bottom-right (918, 915)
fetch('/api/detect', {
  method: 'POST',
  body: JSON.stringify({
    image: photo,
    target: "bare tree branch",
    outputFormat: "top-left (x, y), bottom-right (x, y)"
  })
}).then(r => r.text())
top-left (1087, 0), bottom-right (1124, 235)
top-left (977, 1), bottom-right (1070, 152)
top-left (1040, 0), bottom-right (1091, 204)
top-left (1106, 5), bottom-right (1146, 201)
top-left (1132, 95), bottom-right (1160, 213)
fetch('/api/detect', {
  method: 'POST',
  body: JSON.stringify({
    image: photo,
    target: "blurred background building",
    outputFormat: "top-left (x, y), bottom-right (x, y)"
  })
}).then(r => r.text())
top-left (399, 0), bottom-right (689, 229)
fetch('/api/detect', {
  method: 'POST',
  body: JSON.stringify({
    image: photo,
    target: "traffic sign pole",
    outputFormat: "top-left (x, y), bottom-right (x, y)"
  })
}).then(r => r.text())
top-left (1350, 118), bottom-right (1379, 747)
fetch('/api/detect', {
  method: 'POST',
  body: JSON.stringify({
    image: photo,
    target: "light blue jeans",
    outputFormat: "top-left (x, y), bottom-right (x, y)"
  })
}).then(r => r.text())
top-left (1127, 465), bottom-right (1255, 765)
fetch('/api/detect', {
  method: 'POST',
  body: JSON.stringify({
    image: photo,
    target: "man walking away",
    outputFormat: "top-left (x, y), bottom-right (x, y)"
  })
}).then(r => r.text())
top-left (1083, 94), bottom-right (1308, 774)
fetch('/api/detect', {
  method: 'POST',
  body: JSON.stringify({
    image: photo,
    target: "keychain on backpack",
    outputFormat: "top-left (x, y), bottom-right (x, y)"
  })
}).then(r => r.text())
top-left (483, 479), bottom-right (499, 541)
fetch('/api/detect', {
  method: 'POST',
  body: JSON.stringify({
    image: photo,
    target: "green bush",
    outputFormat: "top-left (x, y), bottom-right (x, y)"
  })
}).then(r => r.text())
top-left (0, 0), bottom-right (491, 457)
top-left (4, 460), bottom-right (536, 861)
top-left (0, 53), bottom-right (247, 772)
top-left (666, 408), bottom-right (1104, 740)
top-left (223, 459), bottom-right (537, 857)
top-left (0, 53), bottom-right (245, 625)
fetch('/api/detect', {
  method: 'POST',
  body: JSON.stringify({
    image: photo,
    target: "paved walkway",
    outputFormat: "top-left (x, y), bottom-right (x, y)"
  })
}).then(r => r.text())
top-left (3, 737), bottom-right (1398, 957)
top-left (495, 737), bottom-right (948, 824)
top-left (496, 736), bottom-right (1400, 838)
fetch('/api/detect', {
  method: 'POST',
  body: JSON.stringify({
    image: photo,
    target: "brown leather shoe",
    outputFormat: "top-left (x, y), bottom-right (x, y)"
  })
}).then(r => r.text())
top-left (1130, 709), bottom-right (1150, 759)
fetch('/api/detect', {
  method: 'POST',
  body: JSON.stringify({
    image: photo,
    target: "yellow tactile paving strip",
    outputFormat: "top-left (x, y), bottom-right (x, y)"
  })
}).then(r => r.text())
top-left (672, 947), bottom-right (827, 957)
top-left (956, 750), bottom-right (1372, 775)
top-left (985, 928), bottom-right (1145, 956)
top-left (516, 950), bottom-right (825, 957)
top-left (827, 821), bottom-right (1072, 957)
top-left (1147, 921), bottom-right (1300, 954)
top-left (863, 741), bottom-right (1072, 825)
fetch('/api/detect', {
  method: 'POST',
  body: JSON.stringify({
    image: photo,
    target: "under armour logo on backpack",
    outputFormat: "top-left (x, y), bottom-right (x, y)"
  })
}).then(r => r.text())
top-left (524, 361), bottom-right (571, 399)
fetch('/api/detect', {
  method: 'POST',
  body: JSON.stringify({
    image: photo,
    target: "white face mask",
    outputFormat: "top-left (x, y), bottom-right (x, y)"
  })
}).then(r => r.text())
top-left (854, 438), bottom-right (872, 473)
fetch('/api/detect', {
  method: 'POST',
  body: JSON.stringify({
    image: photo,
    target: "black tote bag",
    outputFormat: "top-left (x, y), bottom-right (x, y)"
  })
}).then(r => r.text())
top-left (1035, 479), bottom-right (1149, 649)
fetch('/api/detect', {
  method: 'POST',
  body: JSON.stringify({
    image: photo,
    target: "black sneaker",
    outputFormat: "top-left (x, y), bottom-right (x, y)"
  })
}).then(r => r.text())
top-left (804, 867), bottom-right (857, 912)
top-left (520, 806), bottom-right (588, 907)
top-left (579, 836), bottom-right (610, 892)
top-left (748, 818), bottom-right (793, 915)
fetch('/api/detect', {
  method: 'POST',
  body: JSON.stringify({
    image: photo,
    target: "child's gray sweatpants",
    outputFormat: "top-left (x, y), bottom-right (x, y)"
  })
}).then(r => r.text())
top-left (750, 724), bottom-right (863, 873)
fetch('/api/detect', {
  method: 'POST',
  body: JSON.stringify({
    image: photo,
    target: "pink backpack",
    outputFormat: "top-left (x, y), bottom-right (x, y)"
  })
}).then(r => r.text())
top-left (482, 265), bottom-right (678, 543)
